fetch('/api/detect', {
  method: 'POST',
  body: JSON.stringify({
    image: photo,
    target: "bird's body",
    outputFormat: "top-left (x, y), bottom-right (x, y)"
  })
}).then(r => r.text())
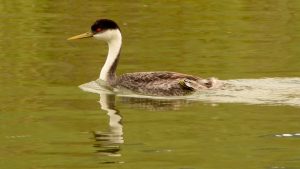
top-left (114, 71), bottom-right (216, 96)
top-left (68, 19), bottom-right (221, 96)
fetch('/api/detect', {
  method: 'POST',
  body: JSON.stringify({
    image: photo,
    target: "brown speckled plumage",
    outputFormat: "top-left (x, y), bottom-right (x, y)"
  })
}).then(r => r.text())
top-left (112, 71), bottom-right (214, 96)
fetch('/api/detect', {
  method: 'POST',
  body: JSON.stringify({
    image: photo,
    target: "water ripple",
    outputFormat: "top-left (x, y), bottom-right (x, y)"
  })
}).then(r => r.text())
top-left (79, 77), bottom-right (300, 107)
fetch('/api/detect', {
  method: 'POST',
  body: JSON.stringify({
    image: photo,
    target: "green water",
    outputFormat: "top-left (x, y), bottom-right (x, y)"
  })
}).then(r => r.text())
top-left (1, 1), bottom-right (300, 169)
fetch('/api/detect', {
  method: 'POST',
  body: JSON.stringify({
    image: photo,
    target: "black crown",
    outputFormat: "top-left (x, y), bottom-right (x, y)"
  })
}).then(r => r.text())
top-left (91, 19), bottom-right (119, 32)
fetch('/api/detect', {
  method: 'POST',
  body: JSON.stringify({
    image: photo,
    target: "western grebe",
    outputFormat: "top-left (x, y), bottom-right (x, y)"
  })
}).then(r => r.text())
top-left (68, 19), bottom-right (220, 96)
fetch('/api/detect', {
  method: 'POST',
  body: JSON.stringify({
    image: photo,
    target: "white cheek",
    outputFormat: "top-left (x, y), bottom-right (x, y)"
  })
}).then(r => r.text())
top-left (92, 30), bottom-right (121, 42)
top-left (93, 31), bottom-right (112, 41)
top-left (93, 33), bottom-right (106, 40)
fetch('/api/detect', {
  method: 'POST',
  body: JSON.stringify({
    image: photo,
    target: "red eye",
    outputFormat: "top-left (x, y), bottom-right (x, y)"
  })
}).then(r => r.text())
top-left (96, 28), bottom-right (101, 32)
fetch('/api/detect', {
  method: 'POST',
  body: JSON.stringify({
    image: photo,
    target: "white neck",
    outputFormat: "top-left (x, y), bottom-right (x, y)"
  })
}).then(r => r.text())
top-left (99, 29), bottom-right (122, 83)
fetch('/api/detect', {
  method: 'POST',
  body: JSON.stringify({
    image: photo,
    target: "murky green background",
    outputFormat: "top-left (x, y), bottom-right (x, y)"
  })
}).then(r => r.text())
top-left (1, 1), bottom-right (300, 169)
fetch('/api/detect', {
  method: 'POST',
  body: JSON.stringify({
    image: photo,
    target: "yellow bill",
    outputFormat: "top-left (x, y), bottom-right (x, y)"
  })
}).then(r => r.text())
top-left (67, 32), bottom-right (94, 40)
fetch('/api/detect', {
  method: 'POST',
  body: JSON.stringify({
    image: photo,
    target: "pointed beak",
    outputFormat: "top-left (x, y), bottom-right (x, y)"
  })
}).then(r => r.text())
top-left (67, 32), bottom-right (94, 40)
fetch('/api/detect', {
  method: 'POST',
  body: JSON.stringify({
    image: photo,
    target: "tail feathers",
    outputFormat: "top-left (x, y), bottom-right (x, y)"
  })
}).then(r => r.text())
top-left (179, 77), bottom-right (222, 91)
top-left (178, 80), bottom-right (195, 91)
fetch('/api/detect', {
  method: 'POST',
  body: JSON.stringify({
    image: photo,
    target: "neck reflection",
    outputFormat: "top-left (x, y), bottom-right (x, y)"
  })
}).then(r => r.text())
top-left (92, 93), bottom-right (123, 157)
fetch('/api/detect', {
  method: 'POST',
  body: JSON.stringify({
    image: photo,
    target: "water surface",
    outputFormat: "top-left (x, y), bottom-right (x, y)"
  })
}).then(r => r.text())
top-left (1, 1), bottom-right (300, 169)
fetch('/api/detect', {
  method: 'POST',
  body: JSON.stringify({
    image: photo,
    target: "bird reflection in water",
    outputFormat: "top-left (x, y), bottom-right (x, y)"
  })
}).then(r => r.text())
top-left (92, 93), bottom-right (123, 157)
top-left (85, 80), bottom-right (199, 159)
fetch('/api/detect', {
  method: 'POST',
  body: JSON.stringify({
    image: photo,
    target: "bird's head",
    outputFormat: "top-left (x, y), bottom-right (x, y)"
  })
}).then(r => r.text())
top-left (68, 19), bottom-right (121, 42)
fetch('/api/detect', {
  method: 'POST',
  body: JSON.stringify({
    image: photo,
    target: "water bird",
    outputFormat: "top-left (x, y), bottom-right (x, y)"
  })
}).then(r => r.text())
top-left (68, 19), bottom-right (221, 96)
